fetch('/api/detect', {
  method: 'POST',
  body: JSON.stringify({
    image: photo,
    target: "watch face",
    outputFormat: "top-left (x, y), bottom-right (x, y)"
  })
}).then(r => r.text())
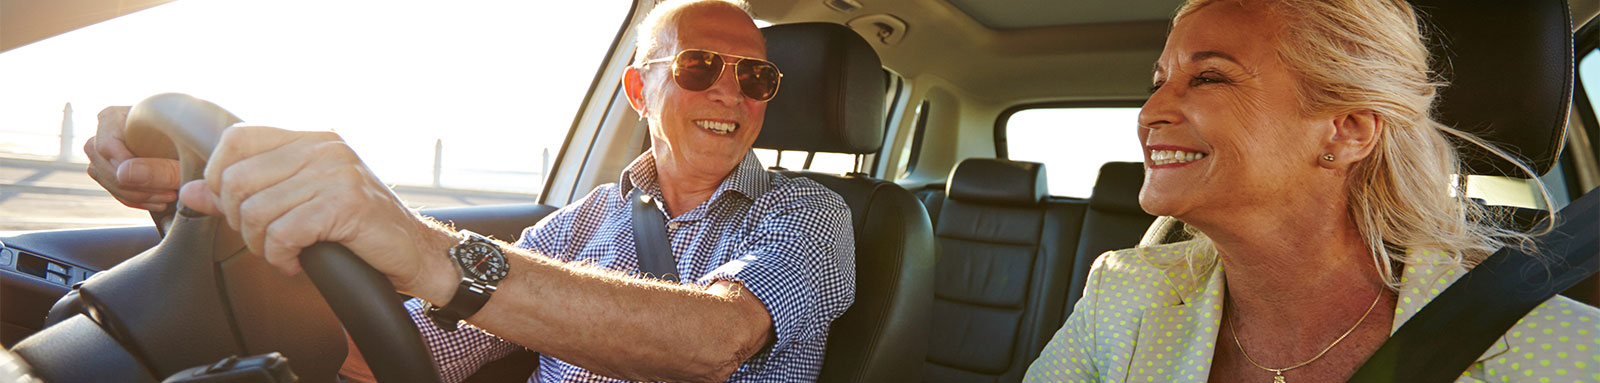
top-left (454, 241), bottom-right (508, 282)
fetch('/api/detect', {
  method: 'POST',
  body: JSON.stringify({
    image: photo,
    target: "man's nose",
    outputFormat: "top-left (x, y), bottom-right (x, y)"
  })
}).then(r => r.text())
top-left (704, 63), bottom-right (744, 105)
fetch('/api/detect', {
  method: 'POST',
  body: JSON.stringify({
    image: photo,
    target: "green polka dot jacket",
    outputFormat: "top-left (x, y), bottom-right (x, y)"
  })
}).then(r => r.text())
top-left (1023, 241), bottom-right (1600, 382)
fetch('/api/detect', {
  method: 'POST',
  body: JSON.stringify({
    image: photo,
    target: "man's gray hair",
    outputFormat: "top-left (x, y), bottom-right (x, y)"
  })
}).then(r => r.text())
top-left (633, 0), bottom-right (755, 65)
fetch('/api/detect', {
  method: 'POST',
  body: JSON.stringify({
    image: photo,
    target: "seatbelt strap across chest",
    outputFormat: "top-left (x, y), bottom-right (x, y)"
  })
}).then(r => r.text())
top-left (1351, 186), bottom-right (1599, 382)
top-left (629, 188), bottom-right (679, 282)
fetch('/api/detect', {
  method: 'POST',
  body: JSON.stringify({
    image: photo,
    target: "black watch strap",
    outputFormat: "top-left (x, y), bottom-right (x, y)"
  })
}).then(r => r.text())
top-left (425, 278), bottom-right (498, 331)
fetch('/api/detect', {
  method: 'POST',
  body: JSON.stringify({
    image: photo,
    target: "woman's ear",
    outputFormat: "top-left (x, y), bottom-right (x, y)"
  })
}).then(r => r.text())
top-left (1321, 110), bottom-right (1383, 169)
top-left (624, 67), bottom-right (649, 118)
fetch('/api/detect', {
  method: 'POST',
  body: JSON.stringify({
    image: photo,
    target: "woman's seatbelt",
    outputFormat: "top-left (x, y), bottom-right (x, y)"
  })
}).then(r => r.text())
top-left (1350, 187), bottom-right (1599, 382)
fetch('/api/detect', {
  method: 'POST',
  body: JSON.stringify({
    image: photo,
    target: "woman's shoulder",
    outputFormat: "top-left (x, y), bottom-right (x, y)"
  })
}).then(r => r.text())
top-left (1080, 241), bottom-right (1218, 300)
top-left (1090, 240), bottom-right (1214, 276)
top-left (1474, 295), bottom-right (1598, 381)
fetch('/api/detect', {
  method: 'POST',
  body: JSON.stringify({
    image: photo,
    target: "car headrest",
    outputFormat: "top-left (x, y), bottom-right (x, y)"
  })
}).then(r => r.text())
top-left (946, 158), bottom-right (1048, 206)
top-left (755, 22), bottom-right (886, 154)
top-left (1088, 162), bottom-right (1147, 214)
top-left (1416, 0), bottom-right (1572, 177)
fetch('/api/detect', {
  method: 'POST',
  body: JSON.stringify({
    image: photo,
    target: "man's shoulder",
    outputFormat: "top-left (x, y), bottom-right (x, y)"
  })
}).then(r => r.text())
top-left (536, 182), bottom-right (625, 226)
top-left (759, 171), bottom-right (850, 212)
top-left (568, 182), bottom-right (625, 208)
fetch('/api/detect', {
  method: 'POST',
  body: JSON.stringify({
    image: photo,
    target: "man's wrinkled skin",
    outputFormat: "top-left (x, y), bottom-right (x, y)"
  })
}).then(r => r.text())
top-left (85, 106), bottom-right (180, 211)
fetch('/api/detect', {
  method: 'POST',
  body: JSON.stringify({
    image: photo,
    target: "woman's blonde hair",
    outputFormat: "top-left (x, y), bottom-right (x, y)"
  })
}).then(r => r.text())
top-left (1171, 0), bottom-right (1548, 288)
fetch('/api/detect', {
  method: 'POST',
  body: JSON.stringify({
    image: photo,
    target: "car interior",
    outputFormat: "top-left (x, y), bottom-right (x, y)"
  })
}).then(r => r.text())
top-left (1, 0), bottom-right (1597, 382)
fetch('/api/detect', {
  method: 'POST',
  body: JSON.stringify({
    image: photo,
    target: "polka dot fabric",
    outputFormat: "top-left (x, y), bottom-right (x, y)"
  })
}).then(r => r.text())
top-left (1022, 242), bottom-right (1600, 382)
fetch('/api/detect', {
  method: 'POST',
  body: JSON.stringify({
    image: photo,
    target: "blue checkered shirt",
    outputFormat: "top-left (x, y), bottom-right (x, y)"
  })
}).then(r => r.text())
top-left (402, 151), bottom-right (857, 382)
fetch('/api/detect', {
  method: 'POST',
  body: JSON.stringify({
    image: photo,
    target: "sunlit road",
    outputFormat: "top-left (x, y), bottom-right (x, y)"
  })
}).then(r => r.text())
top-left (1, 157), bottom-right (536, 232)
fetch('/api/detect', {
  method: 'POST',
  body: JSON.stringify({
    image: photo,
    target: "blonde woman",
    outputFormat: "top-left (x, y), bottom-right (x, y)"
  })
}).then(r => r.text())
top-left (1023, 0), bottom-right (1597, 381)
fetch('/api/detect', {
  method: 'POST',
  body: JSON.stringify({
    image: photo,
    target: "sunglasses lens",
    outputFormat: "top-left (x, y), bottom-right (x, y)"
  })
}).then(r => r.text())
top-left (737, 60), bottom-right (781, 101)
top-left (673, 50), bottom-right (722, 91)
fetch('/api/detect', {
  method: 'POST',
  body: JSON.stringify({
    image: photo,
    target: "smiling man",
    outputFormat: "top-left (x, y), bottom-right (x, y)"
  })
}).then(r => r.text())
top-left (82, 0), bottom-right (856, 381)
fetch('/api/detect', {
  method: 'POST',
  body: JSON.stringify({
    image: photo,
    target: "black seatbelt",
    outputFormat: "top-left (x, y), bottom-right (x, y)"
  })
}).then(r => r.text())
top-left (1351, 186), bottom-right (1599, 382)
top-left (629, 188), bottom-right (679, 282)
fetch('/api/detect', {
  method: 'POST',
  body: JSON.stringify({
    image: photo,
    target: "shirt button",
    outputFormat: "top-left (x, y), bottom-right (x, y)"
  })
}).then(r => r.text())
top-left (668, 222), bottom-right (684, 230)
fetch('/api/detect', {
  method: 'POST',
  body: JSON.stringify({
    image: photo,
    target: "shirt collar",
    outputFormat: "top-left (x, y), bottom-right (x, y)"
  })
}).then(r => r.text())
top-left (619, 150), bottom-right (772, 218)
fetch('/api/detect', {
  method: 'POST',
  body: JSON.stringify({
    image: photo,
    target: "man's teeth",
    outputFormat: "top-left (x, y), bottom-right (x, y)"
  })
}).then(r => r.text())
top-left (695, 120), bottom-right (737, 135)
top-left (1150, 150), bottom-right (1207, 165)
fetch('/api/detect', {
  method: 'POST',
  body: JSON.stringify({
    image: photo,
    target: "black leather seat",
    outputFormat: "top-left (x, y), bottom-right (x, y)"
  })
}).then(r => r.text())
top-left (1065, 162), bottom-right (1157, 307)
top-left (915, 183), bottom-right (948, 224)
top-left (923, 159), bottom-right (1082, 382)
top-left (758, 22), bottom-right (937, 382)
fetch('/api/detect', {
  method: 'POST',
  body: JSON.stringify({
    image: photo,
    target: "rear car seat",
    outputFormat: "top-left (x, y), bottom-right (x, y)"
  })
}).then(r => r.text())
top-left (919, 159), bottom-right (1156, 382)
top-left (923, 159), bottom-right (1082, 381)
top-left (915, 183), bottom-right (947, 224)
top-left (1065, 162), bottom-right (1157, 308)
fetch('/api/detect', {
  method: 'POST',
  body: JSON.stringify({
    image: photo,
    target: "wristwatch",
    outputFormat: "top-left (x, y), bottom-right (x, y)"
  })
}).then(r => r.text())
top-left (424, 230), bottom-right (509, 331)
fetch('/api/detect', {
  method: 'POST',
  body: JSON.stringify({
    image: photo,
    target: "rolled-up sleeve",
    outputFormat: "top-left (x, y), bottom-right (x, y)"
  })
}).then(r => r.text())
top-left (403, 298), bottom-right (525, 383)
top-left (698, 185), bottom-right (857, 361)
top-left (404, 189), bottom-right (604, 383)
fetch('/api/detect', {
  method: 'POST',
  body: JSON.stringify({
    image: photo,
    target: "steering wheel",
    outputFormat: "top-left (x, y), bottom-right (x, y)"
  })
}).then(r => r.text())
top-left (124, 93), bottom-right (440, 383)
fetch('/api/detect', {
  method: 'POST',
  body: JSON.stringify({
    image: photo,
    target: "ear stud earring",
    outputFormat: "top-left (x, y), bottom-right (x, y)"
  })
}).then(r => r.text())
top-left (1322, 154), bottom-right (1336, 162)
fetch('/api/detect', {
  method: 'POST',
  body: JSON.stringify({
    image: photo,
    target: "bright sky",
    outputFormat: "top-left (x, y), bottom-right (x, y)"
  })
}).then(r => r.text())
top-left (1586, 52), bottom-right (1600, 128)
top-left (1006, 108), bottom-right (1147, 198)
top-left (0, 0), bottom-right (630, 193)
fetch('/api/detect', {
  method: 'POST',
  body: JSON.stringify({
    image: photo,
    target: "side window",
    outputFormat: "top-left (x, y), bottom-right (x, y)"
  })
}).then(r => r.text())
top-left (894, 100), bottom-right (930, 179)
top-left (1581, 48), bottom-right (1600, 135)
top-left (754, 150), bottom-right (858, 174)
top-left (0, 1), bottom-right (630, 230)
top-left (1001, 107), bottom-right (1144, 198)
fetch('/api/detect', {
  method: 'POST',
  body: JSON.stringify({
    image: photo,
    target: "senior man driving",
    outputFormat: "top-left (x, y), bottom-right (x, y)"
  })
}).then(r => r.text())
top-left (83, 0), bottom-right (856, 382)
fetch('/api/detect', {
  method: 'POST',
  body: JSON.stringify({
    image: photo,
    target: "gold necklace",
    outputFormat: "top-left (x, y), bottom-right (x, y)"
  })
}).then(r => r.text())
top-left (1227, 290), bottom-right (1385, 383)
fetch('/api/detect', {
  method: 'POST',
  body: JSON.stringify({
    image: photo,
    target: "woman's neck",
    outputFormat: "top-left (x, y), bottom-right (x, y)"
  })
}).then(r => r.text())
top-left (1191, 198), bottom-right (1393, 341)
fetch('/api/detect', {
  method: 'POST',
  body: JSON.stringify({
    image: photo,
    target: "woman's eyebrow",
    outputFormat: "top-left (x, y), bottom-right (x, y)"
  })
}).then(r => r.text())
top-left (1153, 50), bottom-right (1241, 77)
top-left (1190, 50), bottom-right (1241, 65)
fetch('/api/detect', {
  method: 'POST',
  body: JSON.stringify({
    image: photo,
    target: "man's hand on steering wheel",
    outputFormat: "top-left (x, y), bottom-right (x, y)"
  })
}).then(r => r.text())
top-left (85, 106), bottom-right (182, 211)
top-left (175, 125), bottom-right (458, 303)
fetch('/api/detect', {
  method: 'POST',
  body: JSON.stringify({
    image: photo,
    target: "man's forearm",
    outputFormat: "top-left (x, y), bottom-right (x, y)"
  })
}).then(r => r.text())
top-left (424, 241), bottom-right (773, 382)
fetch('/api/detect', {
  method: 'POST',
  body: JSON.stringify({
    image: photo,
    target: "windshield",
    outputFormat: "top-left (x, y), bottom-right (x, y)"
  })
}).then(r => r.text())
top-left (0, 0), bottom-right (630, 231)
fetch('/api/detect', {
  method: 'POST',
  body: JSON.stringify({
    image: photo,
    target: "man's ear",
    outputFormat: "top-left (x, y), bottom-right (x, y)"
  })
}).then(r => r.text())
top-left (624, 66), bottom-right (649, 118)
top-left (1322, 110), bottom-right (1383, 169)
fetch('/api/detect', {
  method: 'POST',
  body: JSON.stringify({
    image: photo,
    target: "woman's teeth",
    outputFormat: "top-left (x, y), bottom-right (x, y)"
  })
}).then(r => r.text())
top-left (695, 120), bottom-right (737, 135)
top-left (1150, 150), bottom-right (1207, 165)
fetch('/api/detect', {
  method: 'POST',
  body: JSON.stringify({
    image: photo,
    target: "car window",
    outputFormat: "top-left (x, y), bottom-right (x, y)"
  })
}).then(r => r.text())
top-left (1582, 48), bottom-right (1600, 130)
top-left (754, 149), bottom-right (858, 174)
top-left (0, 0), bottom-right (629, 231)
top-left (1002, 107), bottom-right (1145, 198)
top-left (894, 100), bottom-right (930, 180)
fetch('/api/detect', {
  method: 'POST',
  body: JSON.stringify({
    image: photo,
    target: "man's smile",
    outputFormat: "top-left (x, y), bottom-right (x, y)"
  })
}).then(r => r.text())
top-left (694, 119), bottom-right (739, 135)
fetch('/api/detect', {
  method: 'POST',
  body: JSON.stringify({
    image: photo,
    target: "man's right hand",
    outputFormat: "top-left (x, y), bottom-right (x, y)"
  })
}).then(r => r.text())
top-left (84, 106), bottom-right (181, 211)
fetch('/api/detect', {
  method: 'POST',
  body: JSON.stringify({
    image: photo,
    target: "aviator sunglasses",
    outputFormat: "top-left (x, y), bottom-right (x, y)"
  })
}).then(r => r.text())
top-left (638, 49), bottom-right (783, 102)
